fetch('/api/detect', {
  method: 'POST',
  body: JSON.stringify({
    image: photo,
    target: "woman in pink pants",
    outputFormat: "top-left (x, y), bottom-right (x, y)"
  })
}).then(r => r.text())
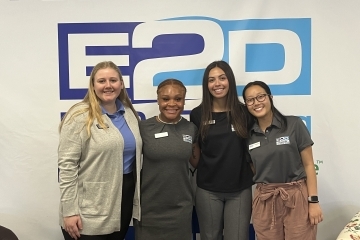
top-left (242, 81), bottom-right (323, 240)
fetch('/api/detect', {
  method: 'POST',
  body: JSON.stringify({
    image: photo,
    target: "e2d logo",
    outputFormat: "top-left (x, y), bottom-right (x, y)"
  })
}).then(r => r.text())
top-left (58, 17), bottom-right (311, 102)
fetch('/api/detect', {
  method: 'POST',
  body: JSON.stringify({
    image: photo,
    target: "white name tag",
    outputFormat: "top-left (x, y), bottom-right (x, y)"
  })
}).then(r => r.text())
top-left (249, 142), bottom-right (260, 150)
top-left (155, 132), bottom-right (168, 139)
top-left (205, 120), bottom-right (215, 125)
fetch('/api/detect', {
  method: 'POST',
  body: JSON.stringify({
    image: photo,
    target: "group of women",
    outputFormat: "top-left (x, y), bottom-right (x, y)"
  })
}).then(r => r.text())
top-left (58, 60), bottom-right (323, 240)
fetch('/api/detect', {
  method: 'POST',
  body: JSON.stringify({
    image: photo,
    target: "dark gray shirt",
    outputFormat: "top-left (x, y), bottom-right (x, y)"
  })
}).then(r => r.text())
top-left (136, 117), bottom-right (197, 240)
top-left (247, 115), bottom-right (313, 183)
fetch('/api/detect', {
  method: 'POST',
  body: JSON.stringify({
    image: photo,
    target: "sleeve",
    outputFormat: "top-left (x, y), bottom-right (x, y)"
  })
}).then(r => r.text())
top-left (189, 107), bottom-right (201, 144)
top-left (58, 116), bottom-right (83, 217)
top-left (294, 117), bottom-right (314, 152)
top-left (244, 139), bottom-right (253, 163)
top-left (189, 107), bottom-right (200, 129)
top-left (191, 122), bottom-right (198, 144)
top-left (245, 148), bottom-right (253, 163)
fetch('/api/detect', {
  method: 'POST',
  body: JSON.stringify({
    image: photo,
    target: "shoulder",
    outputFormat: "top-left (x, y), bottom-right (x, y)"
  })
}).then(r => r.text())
top-left (190, 105), bottom-right (201, 120)
top-left (285, 115), bottom-right (302, 125)
top-left (64, 102), bottom-right (89, 122)
top-left (181, 118), bottom-right (198, 131)
top-left (67, 102), bottom-right (88, 113)
top-left (139, 116), bottom-right (156, 128)
top-left (283, 115), bottom-right (309, 132)
top-left (190, 105), bottom-right (201, 115)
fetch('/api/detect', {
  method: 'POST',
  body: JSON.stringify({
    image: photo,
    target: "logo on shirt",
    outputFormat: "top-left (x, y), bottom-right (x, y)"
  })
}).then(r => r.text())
top-left (182, 134), bottom-right (193, 144)
top-left (276, 136), bottom-right (290, 145)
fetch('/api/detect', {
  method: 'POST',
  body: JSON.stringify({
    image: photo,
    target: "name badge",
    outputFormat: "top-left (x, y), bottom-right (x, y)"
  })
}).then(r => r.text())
top-left (96, 123), bottom-right (109, 129)
top-left (249, 142), bottom-right (260, 150)
top-left (205, 120), bottom-right (215, 125)
top-left (155, 132), bottom-right (168, 139)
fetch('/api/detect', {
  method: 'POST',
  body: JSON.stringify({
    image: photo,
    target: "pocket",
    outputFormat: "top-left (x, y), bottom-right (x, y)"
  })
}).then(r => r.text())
top-left (81, 182), bottom-right (110, 216)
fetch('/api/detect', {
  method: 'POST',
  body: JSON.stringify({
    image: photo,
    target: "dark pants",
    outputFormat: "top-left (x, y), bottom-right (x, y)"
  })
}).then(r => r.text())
top-left (62, 172), bottom-right (136, 240)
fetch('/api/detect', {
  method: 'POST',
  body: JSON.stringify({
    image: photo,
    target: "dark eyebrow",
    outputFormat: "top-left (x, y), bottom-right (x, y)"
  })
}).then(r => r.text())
top-left (209, 74), bottom-right (226, 79)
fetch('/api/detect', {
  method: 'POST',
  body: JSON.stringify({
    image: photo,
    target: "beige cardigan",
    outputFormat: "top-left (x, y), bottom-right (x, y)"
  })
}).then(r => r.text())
top-left (58, 103), bottom-right (142, 235)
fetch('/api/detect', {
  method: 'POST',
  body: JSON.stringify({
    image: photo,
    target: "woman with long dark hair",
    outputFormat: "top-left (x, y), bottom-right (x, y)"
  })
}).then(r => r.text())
top-left (190, 60), bottom-right (254, 240)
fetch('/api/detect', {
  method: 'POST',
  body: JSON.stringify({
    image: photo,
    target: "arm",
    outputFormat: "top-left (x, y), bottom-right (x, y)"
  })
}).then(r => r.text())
top-left (58, 117), bottom-right (83, 238)
top-left (244, 141), bottom-right (255, 174)
top-left (249, 162), bottom-right (255, 174)
top-left (300, 146), bottom-right (323, 225)
top-left (189, 142), bottom-right (200, 168)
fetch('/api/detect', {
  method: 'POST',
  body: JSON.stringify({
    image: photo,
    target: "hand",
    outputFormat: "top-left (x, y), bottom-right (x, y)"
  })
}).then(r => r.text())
top-left (308, 203), bottom-right (323, 225)
top-left (63, 215), bottom-right (82, 240)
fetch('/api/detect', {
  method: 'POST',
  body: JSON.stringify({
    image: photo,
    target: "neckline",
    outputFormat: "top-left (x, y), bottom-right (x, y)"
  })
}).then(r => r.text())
top-left (157, 114), bottom-right (182, 124)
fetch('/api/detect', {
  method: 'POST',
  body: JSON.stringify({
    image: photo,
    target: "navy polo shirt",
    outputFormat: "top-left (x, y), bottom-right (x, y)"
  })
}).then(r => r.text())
top-left (101, 99), bottom-right (136, 174)
top-left (247, 115), bottom-right (313, 183)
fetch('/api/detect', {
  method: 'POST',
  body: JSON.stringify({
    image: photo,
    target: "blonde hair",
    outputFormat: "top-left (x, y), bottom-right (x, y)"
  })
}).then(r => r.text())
top-left (59, 61), bottom-right (139, 136)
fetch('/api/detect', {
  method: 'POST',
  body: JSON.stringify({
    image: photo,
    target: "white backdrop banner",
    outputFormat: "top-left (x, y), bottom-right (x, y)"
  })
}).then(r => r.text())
top-left (1, 1), bottom-right (359, 239)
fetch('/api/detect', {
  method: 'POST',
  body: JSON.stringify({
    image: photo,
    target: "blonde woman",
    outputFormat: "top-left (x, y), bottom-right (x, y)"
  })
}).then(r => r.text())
top-left (58, 61), bottom-right (142, 240)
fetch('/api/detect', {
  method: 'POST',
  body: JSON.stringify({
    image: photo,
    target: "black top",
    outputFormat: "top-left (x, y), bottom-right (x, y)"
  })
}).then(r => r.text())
top-left (190, 105), bottom-right (254, 193)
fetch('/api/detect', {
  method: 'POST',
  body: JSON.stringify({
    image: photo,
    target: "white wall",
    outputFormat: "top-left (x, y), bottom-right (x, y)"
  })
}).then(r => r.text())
top-left (1, 1), bottom-right (359, 239)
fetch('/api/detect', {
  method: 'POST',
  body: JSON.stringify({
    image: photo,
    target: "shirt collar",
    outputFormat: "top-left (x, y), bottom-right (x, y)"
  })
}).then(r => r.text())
top-left (251, 113), bottom-right (282, 133)
top-left (101, 99), bottom-right (125, 115)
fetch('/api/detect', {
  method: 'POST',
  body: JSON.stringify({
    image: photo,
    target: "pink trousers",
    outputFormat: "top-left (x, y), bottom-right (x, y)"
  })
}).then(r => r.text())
top-left (252, 179), bottom-right (317, 240)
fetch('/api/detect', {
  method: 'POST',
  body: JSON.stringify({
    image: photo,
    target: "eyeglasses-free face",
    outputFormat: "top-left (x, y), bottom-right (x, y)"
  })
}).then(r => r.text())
top-left (245, 93), bottom-right (270, 106)
top-left (207, 67), bottom-right (229, 100)
top-left (157, 84), bottom-right (185, 123)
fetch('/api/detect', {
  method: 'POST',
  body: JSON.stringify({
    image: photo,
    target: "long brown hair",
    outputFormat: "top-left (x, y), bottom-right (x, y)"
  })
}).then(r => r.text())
top-left (199, 60), bottom-right (248, 140)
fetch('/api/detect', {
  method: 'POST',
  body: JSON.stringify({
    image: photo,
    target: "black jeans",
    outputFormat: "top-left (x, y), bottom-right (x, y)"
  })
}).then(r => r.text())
top-left (62, 172), bottom-right (136, 240)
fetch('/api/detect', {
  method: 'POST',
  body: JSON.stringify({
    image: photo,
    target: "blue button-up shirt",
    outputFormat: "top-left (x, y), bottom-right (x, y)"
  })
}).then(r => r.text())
top-left (101, 99), bottom-right (136, 174)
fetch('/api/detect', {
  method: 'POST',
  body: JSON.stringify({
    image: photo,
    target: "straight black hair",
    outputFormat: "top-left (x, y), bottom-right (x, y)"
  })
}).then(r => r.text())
top-left (242, 80), bottom-right (287, 131)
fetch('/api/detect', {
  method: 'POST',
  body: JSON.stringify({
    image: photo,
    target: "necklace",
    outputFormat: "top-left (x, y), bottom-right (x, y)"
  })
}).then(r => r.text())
top-left (157, 114), bottom-right (182, 124)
